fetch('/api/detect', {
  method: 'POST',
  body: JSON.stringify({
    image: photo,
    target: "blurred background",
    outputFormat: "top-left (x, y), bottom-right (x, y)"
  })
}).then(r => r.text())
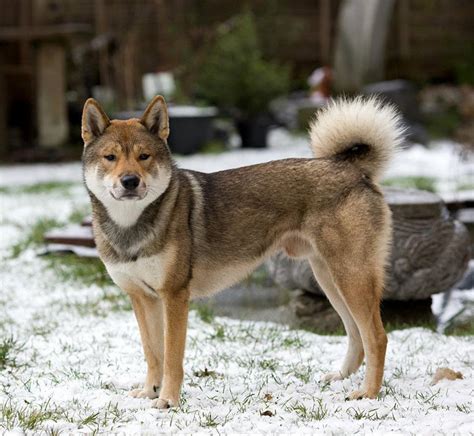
top-left (0, 0), bottom-right (473, 334)
top-left (1, 3), bottom-right (474, 431)
top-left (0, 0), bottom-right (473, 159)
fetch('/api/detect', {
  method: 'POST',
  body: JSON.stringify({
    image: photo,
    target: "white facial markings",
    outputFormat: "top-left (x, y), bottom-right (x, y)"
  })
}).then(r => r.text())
top-left (84, 163), bottom-right (171, 228)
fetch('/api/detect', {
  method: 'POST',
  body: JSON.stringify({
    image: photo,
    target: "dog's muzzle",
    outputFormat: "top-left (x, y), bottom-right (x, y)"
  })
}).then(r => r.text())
top-left (112, 174), bottom-right (146, 200)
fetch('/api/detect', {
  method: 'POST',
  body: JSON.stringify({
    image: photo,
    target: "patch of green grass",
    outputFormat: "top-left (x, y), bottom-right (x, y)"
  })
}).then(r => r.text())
top-left (288, 363), bottom-right (312, 383)
top-left (199, 412), bottom-right (220, 428)
top-left (0, 399), bottom-right (65, 431)
top-left (258, 358), bottom-right (278, 371)
top-left (191, 302), bottom-right (215, 323)
top-left (68, 204), bottom-right (91, 224)
top-left (281, 334), bottom-right (305, 349)
top-left (66, 289), bottom-right (132, 317)
top-left (425, 108), bottom-right (462, 139)
top-left (346, 406), bottom-right (394, 421)
top-left (0, 399), bottom-right (127, 433)
top-left (10, 218), bottom-right (63, 258)
top-left (200, 140), bottom-right (227, 154)
top-left (382, 176), bottom-right (437, 193)
top-left (287, 399), bottom-right (328, 421)
top-left (445, 319), bottom-right (474, 336)
top-left (209, 324), bottom-right (226, 341)
top-left (43, 254), bottom-right (111, 287)
top-left (455, 403), bottom-right (471, 414)
top-left (456, 182), bottom-right (474, 192)
top-left (0, 336), bottom-right (24, 370)
top-left (0, 181), bottom-right (77, 195)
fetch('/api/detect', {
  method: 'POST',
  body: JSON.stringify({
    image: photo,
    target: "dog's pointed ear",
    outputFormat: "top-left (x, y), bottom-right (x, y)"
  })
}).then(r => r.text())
top-left (81, 98), bottom-right (110, 146)
top-left (141, 95), bottom-right (169, 140)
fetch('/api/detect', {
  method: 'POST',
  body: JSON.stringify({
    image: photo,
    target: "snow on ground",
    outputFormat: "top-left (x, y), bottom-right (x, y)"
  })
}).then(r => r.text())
top-left (1, 134), bottom-right (473, 433)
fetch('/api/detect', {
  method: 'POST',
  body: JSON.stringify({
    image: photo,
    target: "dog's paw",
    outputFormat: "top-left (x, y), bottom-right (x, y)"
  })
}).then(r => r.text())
top-left (345, 389), bottom-right (378, 401)
top-left (129, 387), bottom-right (159, 399)
top-left (321, 371), bottom-right (345, 382)
top-left (151, 398), bottom-right (176, 409)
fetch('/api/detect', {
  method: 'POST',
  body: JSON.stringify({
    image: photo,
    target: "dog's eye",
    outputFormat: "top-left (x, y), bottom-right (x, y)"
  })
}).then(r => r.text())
top-left (104, 154), bottom-right (116, 162)
top-left (139, 153), bottom-right (150, 161)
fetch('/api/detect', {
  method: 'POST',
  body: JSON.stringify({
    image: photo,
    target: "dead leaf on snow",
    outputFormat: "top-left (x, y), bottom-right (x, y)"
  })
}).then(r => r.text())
top-left (431, 367), bottom-right (464, 385)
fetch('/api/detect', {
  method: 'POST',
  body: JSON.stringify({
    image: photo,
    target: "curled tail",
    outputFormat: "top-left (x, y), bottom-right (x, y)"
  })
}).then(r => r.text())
top-left (309, 96), bottom-right (405, 182)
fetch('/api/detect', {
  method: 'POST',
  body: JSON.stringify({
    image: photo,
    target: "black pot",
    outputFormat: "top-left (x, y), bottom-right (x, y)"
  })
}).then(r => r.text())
top-left (168, 106), bottom-right (217, 155)
top-left (237, 115), bottom-right (271, 148)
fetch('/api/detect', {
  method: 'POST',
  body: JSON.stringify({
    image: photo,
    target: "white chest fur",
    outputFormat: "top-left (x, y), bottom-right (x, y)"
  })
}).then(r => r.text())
top-left (105, 252), bottom-right (169, 297)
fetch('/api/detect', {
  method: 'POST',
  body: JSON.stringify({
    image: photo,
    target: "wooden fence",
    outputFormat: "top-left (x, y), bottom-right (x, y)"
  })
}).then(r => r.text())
top-left (0, 0), bottom-right (473, 152)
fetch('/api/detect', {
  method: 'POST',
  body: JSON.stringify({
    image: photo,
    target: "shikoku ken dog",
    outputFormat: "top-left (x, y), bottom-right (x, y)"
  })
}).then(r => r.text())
top-left (82, 95), bottom-right (403, 409)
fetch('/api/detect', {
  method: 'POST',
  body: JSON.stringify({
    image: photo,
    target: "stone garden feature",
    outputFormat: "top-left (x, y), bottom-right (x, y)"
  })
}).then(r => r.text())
top-left (266, 188), bottom-right (470, 328)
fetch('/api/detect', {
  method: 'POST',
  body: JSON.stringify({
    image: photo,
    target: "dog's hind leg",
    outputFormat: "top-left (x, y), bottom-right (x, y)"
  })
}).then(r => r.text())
top-left (129, 294), bottom-right (164, 399)
top-left (309, 255), bottom-right (364, 382)
top-left (325, 261), bottom-right (387, 400)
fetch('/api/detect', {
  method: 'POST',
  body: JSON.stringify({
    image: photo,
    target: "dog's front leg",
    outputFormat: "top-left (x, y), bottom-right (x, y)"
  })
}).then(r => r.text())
top-left (129, 294), bottom-right (164, 399)
top-left (151, 289), bottom-right (189, 409)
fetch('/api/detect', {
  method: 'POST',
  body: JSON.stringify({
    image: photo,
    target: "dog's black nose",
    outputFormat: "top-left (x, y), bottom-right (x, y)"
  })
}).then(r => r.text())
top-left (120, 175), bottom-right (140, 190)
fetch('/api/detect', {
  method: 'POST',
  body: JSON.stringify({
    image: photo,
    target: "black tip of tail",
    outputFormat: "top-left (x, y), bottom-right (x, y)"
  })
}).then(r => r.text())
top-left (337, 143), bottom-right (371, 161)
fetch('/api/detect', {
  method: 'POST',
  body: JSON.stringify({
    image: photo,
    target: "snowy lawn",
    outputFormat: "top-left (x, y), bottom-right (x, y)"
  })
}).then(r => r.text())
top-left (1, 135), bottom-right (473, 434)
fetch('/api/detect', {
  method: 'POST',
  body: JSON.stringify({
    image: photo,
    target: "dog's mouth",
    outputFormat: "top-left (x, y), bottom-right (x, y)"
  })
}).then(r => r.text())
top-left (110, 191), bottom-right (147, 201)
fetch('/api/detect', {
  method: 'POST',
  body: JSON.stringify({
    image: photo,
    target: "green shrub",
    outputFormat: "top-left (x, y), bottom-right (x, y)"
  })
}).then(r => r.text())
top-left (196, 11), bottom-right (289, 117)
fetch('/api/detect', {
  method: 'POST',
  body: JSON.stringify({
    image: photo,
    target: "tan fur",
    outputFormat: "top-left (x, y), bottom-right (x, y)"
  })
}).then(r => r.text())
top-left (82, 95), bottom-right (402, 408)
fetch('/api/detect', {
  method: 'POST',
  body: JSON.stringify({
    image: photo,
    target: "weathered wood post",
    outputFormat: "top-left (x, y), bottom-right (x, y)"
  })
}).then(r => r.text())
top-left (36, 42), bottom-right (69, 147)
top-left (34, 0), bottom-right (69, 148)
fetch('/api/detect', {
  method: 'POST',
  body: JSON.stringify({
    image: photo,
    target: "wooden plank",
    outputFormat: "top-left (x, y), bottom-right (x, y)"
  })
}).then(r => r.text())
top-left (0, 24), bottom-right (91, 41)
top-left (44, 225), bottom-right (95, 248)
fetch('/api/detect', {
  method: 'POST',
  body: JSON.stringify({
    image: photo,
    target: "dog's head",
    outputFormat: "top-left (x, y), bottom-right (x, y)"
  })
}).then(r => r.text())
top-left (82, 96), bottom-right (173, 209)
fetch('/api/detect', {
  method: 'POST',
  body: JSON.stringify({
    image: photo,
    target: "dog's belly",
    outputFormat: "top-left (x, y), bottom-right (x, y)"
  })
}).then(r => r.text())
top-left (189, 259), bottom-right (263, 298)
top-left (105, 253), bottom-right (169, 298)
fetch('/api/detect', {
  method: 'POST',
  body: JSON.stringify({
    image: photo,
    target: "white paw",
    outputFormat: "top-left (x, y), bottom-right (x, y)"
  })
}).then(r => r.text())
top-left (321, 371), bottom-right (345, 382)
top-left (151, 398), bottom-right (175, 409)
top-left (129, 387), bottom-right (159, 399)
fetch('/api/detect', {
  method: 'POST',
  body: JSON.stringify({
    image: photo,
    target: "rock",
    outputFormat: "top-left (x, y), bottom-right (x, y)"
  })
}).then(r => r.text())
top-left (266, 188), bottom-right (470, 301)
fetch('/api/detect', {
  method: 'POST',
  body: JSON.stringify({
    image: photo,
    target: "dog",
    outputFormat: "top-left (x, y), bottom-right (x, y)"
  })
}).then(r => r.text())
top-left (82, 95), bottom-right (403, 409)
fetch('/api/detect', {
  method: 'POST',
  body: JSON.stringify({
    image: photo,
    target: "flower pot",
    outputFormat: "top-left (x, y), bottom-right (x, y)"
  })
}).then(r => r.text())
top-left (168, 106), bottom-right (217, 155)
top-left (236, 115), bottom-right (271, 148)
